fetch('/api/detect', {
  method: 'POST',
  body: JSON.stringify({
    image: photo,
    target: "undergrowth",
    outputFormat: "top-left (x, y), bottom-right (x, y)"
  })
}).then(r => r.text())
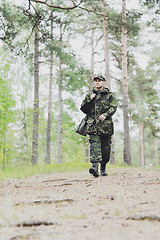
top-left (0, 161), bottom-right (159, 180)
top-left (0, 162), bottom-right (90, 180)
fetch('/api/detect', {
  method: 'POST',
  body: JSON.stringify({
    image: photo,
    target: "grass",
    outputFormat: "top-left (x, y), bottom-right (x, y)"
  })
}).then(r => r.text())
top-left (0, 161), bottom-right (90, 180)
top-left (0, 161), bottom-right (159, 180)
top-left (94, 201), bottom-right (105, 206)
top-left (114, 210), bottom-right (122, 216)
top-left (61, 213), bottom-right (87, 220)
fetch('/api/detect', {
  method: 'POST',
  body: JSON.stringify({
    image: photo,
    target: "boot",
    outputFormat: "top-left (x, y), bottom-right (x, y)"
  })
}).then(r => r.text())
top-left (100, 163), bottom-right (108, 176)
top-left (89, 162), bottom-right (99, 177)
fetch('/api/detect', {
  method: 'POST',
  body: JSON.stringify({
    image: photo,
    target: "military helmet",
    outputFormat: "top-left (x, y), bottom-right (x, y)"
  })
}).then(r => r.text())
top-left (93, 75), bottom-right (106, 81)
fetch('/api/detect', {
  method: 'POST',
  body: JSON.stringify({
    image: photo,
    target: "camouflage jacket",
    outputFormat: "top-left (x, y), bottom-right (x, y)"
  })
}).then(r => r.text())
top-left (80, 87), bottom-right (118, 136)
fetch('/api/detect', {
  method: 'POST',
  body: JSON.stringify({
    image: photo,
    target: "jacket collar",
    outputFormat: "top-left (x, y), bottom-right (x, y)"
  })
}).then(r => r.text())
top-left (92, 87), bottom-right (110, 94)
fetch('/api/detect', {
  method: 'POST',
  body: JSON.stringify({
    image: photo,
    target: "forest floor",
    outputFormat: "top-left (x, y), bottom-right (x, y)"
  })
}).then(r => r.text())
top-left (0, 167), bottom-right (160, 240)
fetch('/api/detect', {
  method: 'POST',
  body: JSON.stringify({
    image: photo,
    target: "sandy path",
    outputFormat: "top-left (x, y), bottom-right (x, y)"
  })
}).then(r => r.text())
top-left (0, 167), bottom-right (160, 240)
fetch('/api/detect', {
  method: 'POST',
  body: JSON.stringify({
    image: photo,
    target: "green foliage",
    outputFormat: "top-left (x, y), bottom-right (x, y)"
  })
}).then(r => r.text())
top-left (62, 64), bottom-right (89, 93)
top-left (129, 64), bottom-right (160, 137)
top-left (139, 0), bottom-right (160, 27)
top-left (107, 8), bottom-right (141, 42)
top-left (63, 99), bottom-right (78, 111)
top-left (0, 55), bottom-right (16, 166)
top-left (0, 1), bottom-right (32, 52)
top-left (140, 0), bottom-right (160, 10)
top-left (12, 107), bottom-right (33, 164)
top-left (114, 130), bottom-right (123, 165)
top-left (0, 0), bottom-right (159, 170)
top-left (62, 112), bottom-right (87, 163)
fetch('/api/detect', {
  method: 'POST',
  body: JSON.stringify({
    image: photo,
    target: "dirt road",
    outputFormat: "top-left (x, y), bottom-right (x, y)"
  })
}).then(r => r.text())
top-left (0, 167), bottom-right (160, 240)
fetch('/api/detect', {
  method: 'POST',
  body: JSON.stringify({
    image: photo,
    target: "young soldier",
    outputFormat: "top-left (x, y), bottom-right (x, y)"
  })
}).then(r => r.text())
top-left (80, 75), bottom-right (118, 177)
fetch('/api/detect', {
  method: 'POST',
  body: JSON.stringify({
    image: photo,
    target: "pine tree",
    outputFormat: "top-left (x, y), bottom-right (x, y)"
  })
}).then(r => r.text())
top-left (32, 2), bottom-right (40, 165)
top-left (122, 0), bottom-right (132, 165)
top-left (45, 6), bottom-right (54, 164)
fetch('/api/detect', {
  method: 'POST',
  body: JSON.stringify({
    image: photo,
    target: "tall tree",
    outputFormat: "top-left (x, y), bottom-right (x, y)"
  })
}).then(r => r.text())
top-left (57, 22), bottom-right (63, 164)
top-left (102, 0), bottom-right (116, 164)
top-left (45, 6), bottom-right (54, 164)
top-left (122, 0), bottom-right (132, 165)
top-left (89, 28), bottom-right (95, 91)
top-left (129, 61), bottom-right (160, 166)
top-left (32, 2), bottom-right (40, 164)
top-left (102, 0), bottom-right (110, 89)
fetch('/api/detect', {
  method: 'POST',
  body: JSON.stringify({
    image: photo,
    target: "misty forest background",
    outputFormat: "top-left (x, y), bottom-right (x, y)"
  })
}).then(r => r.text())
top-left (0, 0), bottom-right (160, 172)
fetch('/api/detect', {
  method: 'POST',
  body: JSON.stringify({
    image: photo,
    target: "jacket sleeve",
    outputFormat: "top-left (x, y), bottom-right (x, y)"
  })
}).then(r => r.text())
top-left (103, 92), bottom-right (118, 119)
top-left (80, 93), bottom-right (94, 114)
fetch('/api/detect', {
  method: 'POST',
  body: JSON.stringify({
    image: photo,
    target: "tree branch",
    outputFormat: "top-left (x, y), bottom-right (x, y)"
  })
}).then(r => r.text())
top-left (29, 0), bottom-right (83, 10)
top-left (78, 5), bottom-right (104, 17)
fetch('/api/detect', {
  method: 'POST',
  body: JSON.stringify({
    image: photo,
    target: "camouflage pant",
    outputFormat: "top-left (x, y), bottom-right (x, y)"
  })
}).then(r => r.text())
top-left (89, 135), bottom-right (112, 164)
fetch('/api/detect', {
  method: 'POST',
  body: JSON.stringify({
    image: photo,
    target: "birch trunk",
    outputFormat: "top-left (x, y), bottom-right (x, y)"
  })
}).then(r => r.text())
top-left (46, 9), bottom-right (53, 164)
top-left (57, 23), bottom-right (63, 164)
top-left (32, 2), bottom-right (39, 165)
top-left (122, 0), bottom-right (131, 165)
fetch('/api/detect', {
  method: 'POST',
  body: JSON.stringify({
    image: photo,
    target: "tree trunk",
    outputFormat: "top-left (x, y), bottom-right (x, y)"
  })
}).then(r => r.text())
top-left (139, 122), bottom-right (145, 167)
top-left (102, 0), bottom-right (115, 164)
top-left (103, 0), bottom-right (110, 89)
top-left (57, 23), bottom-right (63, 164)
top-left (122, 0), bottom-right (131, 165)
top-left (46, 9), bottom-right (53, 164)
top-left (20, 58), bottom-right (28, 160)
top-left (57, 62), bottom-right (63, 164)
top-left (21, 109), bottom-right (28, 160)
top-left (32, 2), bottom-right (39, 165)
top-left (86, 28), bottom-right (96, 162)
top-left (155, 137), bottom-right (158, 166)
top-left (89, 28), bottom-right (95, 91)
top-left (109, 136), bottom-right (115, 164)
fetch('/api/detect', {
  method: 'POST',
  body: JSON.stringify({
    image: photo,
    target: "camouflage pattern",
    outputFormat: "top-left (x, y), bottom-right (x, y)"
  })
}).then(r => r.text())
top-left (89, 135), bottom-right (102, 163)
top-left (80, 87), bottom-right (118, 136)
top-left (80, 87), bottom-right (118, 164)
top-left (90, 135), bottom-right (111, 164)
